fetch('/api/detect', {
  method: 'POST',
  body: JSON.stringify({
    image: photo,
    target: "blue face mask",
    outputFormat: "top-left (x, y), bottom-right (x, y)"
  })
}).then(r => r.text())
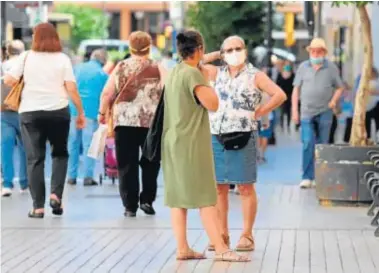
top-left (283, 65), bottom-right (292, 72)
top-left (310, 57), bottom-right (324, 65)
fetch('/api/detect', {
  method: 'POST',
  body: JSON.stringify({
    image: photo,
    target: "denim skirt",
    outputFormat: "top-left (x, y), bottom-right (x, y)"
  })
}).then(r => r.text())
top-left (211, 131), bottom-right (258, 184)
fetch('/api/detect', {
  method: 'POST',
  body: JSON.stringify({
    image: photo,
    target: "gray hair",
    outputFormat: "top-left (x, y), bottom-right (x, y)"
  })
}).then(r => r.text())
top-left (90, 49), bottom-right (108, 64)
top-left (221, 35), bottom-right (246, 52)
top-left (7, 40), bottom-right (25, 56)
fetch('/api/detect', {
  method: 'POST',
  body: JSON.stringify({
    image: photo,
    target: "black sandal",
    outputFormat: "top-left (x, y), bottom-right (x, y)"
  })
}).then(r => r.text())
top-left (50, 199), bottom-right (63, 216)
top-left (28, 210), bottom-right (44, 218)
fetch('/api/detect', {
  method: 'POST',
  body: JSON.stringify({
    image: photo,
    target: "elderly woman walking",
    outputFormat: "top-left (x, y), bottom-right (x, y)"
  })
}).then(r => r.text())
top-left (98, 31), bottom-right (166, 217)
top-left (205, 36), bottom-right (286, 251)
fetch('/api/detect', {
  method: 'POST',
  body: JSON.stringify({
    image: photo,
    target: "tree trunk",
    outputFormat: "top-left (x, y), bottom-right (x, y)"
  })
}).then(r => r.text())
top-left (350, 5), bottom-right (373, 146)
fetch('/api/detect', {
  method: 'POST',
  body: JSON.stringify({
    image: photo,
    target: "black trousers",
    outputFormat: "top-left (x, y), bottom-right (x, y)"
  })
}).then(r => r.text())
top-left (329, 114), bottom-right (338, 144)
top-left (344, 103), bottom-right (379, 142)
top-left (366, 103), bottom-right (379, 139)
top-left (344, 103), bottom-right (379, 143)
top-left (344, 117), bottom-right (353, 143)
top-left (280, 102), bottom-right (291, 129)
top-left (114, 126), bottom-right (160, 212)
top-left (20, 107), bottom-right (70, 209)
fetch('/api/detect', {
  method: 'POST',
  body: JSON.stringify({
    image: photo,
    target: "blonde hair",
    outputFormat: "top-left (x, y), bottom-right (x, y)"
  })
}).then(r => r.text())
top-left (129, 31), bottom-right (152, 56)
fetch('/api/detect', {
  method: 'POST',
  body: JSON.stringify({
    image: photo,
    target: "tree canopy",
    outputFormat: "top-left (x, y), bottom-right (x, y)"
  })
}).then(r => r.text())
top-left (332, 1), bottom-right (370, 7)
top-left (54, 4), bottom-right (110, 49)
top-left (186, 1), bottom-right (265, 52)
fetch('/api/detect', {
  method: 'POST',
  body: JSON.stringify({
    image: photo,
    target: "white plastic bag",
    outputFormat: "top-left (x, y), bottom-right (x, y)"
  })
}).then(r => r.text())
top-left (87, 124), bottom-right (108, 159)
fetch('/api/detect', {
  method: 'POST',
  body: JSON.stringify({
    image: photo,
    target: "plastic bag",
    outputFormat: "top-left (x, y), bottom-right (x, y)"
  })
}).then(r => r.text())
top-left (87, 124), bottom-right (108, 160)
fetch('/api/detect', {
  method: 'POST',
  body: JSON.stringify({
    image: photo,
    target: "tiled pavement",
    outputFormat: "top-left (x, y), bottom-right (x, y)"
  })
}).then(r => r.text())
top-left (1, 130), bottom-right (379, 273)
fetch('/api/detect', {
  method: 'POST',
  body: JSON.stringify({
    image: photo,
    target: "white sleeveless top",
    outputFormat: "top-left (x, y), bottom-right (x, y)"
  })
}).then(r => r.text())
top-left (209, 63), bottom-right (262, 134)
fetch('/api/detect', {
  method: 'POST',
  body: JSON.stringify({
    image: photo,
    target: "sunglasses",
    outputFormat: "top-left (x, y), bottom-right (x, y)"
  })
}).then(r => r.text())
top-left (223, 47), bottom-right (244, 54)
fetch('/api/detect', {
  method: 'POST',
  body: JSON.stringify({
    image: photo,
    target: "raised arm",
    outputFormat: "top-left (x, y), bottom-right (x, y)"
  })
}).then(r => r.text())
top-left (202, 51), bottom-right (221, 64)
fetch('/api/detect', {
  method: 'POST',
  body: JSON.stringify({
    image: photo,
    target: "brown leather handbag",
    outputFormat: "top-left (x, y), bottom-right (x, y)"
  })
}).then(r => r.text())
top-left (107, 62), bottom-right (151, 137)
top-left (4, 53), bottom-right (29, 111)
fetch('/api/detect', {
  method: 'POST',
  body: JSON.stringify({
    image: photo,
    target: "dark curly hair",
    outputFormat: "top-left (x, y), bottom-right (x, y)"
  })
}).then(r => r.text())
top-left (176, 30), bottom-right (204, 60)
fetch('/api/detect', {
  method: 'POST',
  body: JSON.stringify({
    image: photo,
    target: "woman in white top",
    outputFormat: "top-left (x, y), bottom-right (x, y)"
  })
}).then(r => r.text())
top-left (4, 23), bottom-right (85, 218)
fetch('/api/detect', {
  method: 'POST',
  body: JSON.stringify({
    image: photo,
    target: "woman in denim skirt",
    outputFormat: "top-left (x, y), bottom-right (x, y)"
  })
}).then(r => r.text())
top-left (204, 36), bottom-right (286, 251)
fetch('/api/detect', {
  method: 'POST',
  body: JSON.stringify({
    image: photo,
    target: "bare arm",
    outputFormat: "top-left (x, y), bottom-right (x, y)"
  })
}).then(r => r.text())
top-left (292, 86), bottom-right (300, 115)
top-left (158, 64), bottom-right (167, 88)
top-left (3, 74), bottom-right (18, 87)
top-left (255, 71), bottom-right (287, 118)
top-left (330, 87), bottom-right (344, 107)
top-left (194, 85), bottom-right (219, 112)
top-left (64, 81), bottom-right (84, 115)
top-left (99, 69), bottom-right (117, 115)
top-left (201, 64), bottom-right (218, 82)
top-left (202, 51), bottom-right (221, 64)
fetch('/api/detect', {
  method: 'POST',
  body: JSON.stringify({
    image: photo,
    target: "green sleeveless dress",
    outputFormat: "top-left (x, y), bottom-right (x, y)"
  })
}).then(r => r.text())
top-left (162, 62), bottom-right (217, 208)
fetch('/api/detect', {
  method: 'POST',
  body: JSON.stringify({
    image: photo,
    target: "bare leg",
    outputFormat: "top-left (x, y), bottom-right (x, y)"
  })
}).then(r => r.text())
top-left (235, 184), bottom-right (257, 251)
top-left (216, 184), bottom-right (229, 236)
top-left (171, 208), bottom-right (190, 253)
top-left (199, 206), bottom-right (229, 254)
top-left (238, 184), bottom-right (257, 239)
top-left (260, 137), bottom-right (268, 161)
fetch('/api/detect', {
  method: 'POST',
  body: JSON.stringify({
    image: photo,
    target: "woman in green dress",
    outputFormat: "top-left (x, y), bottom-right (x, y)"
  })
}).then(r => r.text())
top-left (162, 30), bottom-right (249, 262)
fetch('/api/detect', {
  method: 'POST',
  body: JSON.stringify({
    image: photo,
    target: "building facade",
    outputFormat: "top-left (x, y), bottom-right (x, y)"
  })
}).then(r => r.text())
top-left (53, 1), bottom-right (170, 41)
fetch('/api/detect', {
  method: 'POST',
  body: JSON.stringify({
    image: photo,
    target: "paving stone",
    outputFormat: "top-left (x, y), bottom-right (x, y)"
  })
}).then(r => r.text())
top-left (1, 133), bottom-right (378, 272)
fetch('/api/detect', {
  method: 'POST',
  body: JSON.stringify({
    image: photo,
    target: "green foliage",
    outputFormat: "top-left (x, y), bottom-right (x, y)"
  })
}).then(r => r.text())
top-left (332, 1), bottom-right (371, 7)
top-left (187, 1), bottom-right (265, 52)
top-left (107, 50), bottom-right (128, 62)
top-left (54, 4), bottom-right (110, 49)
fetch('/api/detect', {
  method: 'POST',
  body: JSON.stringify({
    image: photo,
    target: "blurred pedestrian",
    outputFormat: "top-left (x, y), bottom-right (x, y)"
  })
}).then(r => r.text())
top-left (205, 35), bottom-right (286, 252)
top-left (350, 67), bottom-right (379, 142)
top-left (258, 112), bottom-right (273, 163)
top-left (67, 49), bottom-right (109, 186)
top-left (341, 81), bottom-right (354, 143)
top-left (1, 40), bottom-right (28, 197)
top-left (276, 59), bottom-right (295, 132)
top-left (161, 51), bottom-right (177, 70)
top-left (98, 31), bottom-right (165, 217)
top-left (4, 23), bottom-right (85, 218)
top-left (162, 30), bottom-right (249, 262)
top-left (292, 38), bottom-right (344, 189)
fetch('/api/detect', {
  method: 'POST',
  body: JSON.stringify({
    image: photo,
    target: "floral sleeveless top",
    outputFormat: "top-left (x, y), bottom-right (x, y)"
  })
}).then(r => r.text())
top-left (113, 58), bottom-right (162, 128)
top-left (209, 63), bottom-right (262, 134)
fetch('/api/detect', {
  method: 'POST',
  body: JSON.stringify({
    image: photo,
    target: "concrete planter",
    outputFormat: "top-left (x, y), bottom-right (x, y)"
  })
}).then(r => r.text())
top-left (315, 144), bottom-right (379, 202)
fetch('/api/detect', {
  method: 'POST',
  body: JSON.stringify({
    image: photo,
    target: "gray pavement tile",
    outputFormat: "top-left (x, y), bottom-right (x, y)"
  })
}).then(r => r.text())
top-left (1, 133), bottom-right (379, 273)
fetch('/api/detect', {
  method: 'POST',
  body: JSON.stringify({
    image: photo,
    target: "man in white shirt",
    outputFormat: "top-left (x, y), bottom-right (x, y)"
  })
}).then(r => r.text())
top-left (1, 40), bottom-right (28, 197)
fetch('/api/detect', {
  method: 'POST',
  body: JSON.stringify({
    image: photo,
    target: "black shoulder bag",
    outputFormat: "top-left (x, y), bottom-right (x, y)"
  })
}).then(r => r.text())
top-left (142, 87), bottom-right (165, 162)
top-left (215, 93), bottom-right (251, 151)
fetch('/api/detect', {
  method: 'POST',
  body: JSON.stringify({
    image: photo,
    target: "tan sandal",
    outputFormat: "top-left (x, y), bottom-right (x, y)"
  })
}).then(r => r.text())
top-left (208, 234), bottom-right (230, 251)
top-left (214, 250), bottom-right (250, 262)
top-left (176, 249), bottom-right (206, 260)
top-left (235, 236), bottom-right (255, 251)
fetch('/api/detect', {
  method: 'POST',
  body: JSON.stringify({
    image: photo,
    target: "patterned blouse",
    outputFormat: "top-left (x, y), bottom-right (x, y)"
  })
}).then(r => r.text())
top-left (113, 58), bottom-right (162, 128)
top-left (209, 63), bottom-right (262, 134)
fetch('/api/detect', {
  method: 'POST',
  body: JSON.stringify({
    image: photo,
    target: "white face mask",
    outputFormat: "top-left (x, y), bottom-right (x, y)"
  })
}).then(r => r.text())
top-left (224, 51), bottom-right (246, 67)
